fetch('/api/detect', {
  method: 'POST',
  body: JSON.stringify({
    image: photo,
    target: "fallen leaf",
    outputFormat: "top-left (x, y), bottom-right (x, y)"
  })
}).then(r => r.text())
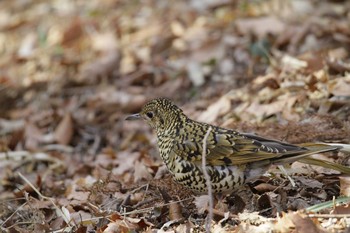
top-left (290, 212), bottom-right (325, 233)
top-left (339, 177), bottom-right (350, 197)
top-left (17, 33), bottom-right (37, 59)
top-left (328, 76), bottom-right (350, 97)
top-left (236, 16), bottom-right (285, 38)
top-left (24, 121), bottom-right (43, 150)
top-left (169, 201), bottom-right (183, 221)
top-left (79, 50), bottom-right (120, 83)
top-left (197, 96), bottom-right (231, 123)
top-left (133, 160), bottom-right (153, 182)
top-left (91, 32), bottom-right (119, 52)
top-left (54, 113), bottom-right (73, 145)
top-left (296, 177), bottom-right (323, 189)
top-left (187, 60), bottom-right (205, 87)
top-left (194, 195), bottom-right (210, 214)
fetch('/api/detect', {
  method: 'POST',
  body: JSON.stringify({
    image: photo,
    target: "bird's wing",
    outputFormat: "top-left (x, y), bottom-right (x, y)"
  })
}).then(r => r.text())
top-left (171, 127), bottom-right (347, 173)
top-left (173, 128), bottom-right (309, 166)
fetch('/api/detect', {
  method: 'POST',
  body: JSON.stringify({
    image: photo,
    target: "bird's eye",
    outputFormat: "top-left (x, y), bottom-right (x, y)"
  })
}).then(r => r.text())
top-left (146, 112), bottom-right (154, 118)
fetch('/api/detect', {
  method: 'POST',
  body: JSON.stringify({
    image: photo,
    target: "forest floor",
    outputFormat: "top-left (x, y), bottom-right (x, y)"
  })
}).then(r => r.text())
top-left (1, 0), bottom-right (350, 232)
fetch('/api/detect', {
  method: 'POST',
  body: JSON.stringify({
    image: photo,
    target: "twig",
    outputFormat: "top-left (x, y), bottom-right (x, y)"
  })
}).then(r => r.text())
top-left (0, 201), bottom-right (27, 228)
top-left (121, 197), bottom-right (194, 216)
top-left (17, 172), bottom-right (74, 228)
top-left (210, 208), bottom-right (238, 219)
top-left (277, 165), bottom-right (296, 187)
top-left (307, 214), bottom-right (350, 218)
top-left (202, 127), bottom-right (213, 233)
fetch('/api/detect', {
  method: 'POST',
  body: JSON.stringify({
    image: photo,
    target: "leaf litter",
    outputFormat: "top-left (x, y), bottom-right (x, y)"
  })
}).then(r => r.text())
top-left (0, 0), bottom-right (350, 232)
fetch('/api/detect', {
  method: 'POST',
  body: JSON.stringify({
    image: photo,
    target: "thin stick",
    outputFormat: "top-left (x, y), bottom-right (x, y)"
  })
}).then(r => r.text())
top-left (0, 202), bottom-right (27, 228)
top-left (277, 165), bottom-right (296, 187)
top-left (202, 127), bottom-right (213, 233)
top-left (17, 172), bottom-right (73, 227)
top-left (308, 214), bottom-right (350, 218)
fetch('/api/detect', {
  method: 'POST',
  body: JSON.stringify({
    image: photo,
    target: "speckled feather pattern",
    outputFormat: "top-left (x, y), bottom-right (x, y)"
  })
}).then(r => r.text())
top-left (130, 98), bottom-right (340, 193)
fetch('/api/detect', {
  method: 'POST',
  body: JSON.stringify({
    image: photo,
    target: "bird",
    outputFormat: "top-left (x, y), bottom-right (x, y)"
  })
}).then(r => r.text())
top-left (126, 98), bottom-right (350, 193)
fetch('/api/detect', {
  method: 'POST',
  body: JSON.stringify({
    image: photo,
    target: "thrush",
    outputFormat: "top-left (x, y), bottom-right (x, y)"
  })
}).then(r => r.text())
top-left (126, 98), bottom-right (350, 193)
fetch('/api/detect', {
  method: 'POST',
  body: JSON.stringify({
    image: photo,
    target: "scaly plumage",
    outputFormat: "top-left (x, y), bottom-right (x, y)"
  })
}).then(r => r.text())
top-left (126, 98), bottom-right (350, 193)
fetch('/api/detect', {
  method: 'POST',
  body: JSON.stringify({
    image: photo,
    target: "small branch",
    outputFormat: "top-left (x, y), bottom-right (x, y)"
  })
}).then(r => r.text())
top-left (202, 127), bottom-right (213, 233)
top-left (277, 165), bottom-right (296, 187)
top-left (0, 201), bottom-right (27, 228)
top-left (308, 213), bottom-right (350, 218)
top-left (17, 172), bottom-right (73, 227)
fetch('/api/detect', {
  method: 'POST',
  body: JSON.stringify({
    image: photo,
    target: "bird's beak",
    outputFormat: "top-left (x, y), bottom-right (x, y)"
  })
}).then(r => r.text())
top-left (125, 113), bottom-right (141, 120)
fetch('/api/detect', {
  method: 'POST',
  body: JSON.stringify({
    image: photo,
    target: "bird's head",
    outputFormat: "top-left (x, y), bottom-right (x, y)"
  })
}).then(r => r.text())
top-left (125, 98), bottom-right (185, 131)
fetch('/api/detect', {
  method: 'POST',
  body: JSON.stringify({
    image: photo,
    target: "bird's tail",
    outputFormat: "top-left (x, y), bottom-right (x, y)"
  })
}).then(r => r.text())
top-left (270, 143), bottom-right (350, 174)
top-left (297, 143), bottom-right (350, 174)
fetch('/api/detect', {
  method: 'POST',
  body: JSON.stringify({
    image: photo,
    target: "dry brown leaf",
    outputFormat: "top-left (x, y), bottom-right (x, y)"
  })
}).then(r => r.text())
top-left (79, 50), bottom-right (120, 82)
top-left (90, 88), bottom-right (146, 112)
top-left (54, 113), bottom-right (73, 145)
top-left (290, 212), bottom-right (325, 233)
top-left (235, 16), bottom-right (285, 38)
top-left (296, 177), bottom-right (323, 189)
top-left (275, 212), bottom-right (296, 232)
top-left (24, 121), bottom-right (43, 150)
top-left (245, 95), bottom-right (297, 120)
top-left (70, 211), bottom-right (94, 225)
top-left (91, 32), bottom-right (119, 52)
top-left (103, 222), bottom-right (123, 233)
top-left (61, 18), bottom-right (84, 45)
top-left (66, 182), bottom-right (90, 202)
top-left (253, 183), bottom-right (278, 193)
top-left (328, 77), bottom-right (350, 97)
top-left (133, 160), bottom-right (152, 182)
top-left (112, 152), bottom-right (140, 176)
top-left (194, 195), bottom-right (210, 214)
top-left (328, 47), bottom-right (348, 60)
top-left (197, 96), bottom-right (231, 123)
top-left (332, 204), bottom-right (350, 215)
top-left (281, 55), bottom-right (308, 71)
top-left (339, 177), bottom-right (350, 197)
top-left (169, 201), bottom-right (183, 221)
